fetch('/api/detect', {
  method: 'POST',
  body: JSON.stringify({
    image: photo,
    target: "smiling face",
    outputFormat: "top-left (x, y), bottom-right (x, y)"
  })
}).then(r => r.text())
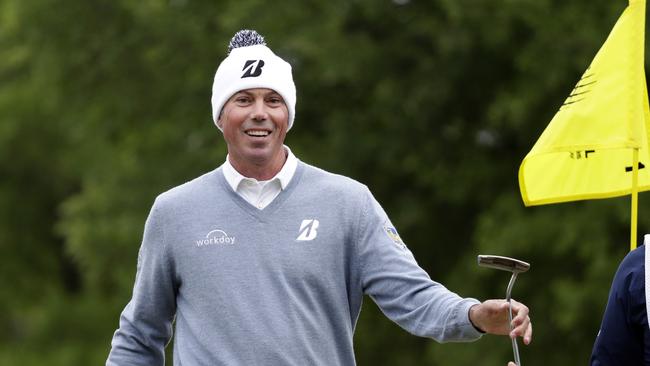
top-left (217, 88), bottom-right (289, 180)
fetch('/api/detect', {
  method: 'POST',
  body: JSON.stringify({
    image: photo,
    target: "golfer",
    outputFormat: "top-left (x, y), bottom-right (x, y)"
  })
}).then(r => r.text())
top-left (106, 30), bottom-right (532, 366)
top-left (590, 236), bottom-right (650, 365)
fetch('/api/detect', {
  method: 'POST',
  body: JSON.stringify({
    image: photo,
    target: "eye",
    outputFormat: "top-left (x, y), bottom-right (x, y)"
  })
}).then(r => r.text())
top-left (234, 95), bottom-right (251, 104)
top-left (267, 96), bottom-right (284, 105)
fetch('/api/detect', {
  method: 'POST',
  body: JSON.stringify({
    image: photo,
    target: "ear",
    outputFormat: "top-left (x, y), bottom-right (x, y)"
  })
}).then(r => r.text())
top-left (216, 111), bottom-right (224, 129)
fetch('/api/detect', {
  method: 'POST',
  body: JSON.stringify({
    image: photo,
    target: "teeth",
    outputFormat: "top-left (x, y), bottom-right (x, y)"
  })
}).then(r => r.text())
top-left (246, 130), bottom-right (270, 137)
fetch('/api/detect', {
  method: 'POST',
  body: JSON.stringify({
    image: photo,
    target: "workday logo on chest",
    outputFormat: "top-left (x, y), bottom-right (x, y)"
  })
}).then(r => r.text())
top-left (196, 229), bottom-right (236, 247)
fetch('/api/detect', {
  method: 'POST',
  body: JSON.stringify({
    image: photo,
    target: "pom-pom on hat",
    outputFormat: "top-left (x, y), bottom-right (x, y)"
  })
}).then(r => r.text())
top-left (211, 30), bottom-right (296, 131)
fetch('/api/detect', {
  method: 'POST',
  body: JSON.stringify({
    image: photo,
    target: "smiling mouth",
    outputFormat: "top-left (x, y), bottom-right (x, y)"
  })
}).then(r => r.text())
top-left (245, 130), bottom-right (271, 137)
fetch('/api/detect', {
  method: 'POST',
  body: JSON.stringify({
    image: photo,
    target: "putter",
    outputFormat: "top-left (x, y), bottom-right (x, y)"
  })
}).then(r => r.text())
top-left (478, 255), bottom-right (530, 366)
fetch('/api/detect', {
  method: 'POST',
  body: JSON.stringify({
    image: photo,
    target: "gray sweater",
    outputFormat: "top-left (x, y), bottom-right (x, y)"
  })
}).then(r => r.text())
top-left (107, 161), bottom-right (482, 366)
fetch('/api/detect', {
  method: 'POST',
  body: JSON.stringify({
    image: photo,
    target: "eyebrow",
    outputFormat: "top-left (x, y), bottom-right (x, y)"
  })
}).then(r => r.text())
top-left (235, 91), bottom-right (279, 96)
top-left (232, 90), bottom-right (282, 100)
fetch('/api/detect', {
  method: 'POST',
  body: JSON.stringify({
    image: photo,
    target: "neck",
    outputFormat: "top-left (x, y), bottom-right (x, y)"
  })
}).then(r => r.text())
top-left (229, 149), bottom-right (287, 181)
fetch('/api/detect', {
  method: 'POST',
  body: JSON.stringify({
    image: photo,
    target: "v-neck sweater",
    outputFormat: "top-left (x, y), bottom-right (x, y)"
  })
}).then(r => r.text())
top-left (107, 161), bottom-right (482, 366)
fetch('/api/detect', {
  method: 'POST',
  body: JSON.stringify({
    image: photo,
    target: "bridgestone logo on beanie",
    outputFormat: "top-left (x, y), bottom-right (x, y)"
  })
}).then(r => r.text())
top-left (210, 30), bottom-right (296, 131)
top-left (241, 60), bottom-right (265, 78)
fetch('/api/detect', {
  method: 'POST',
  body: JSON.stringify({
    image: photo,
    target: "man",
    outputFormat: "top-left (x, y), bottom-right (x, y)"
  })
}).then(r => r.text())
top-left (590, 236), bottom-right (650, 365)
top-left (107, 29), bottom-right (532, 366)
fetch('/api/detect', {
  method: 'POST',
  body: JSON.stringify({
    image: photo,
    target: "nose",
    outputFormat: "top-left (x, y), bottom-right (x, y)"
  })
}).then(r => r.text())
top-left (250, 99), bottom-right (268, 121)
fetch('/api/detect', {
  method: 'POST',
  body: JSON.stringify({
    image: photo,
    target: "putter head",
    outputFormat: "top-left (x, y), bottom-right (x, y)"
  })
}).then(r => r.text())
top-left (478, 255), bottom-right (530, 273)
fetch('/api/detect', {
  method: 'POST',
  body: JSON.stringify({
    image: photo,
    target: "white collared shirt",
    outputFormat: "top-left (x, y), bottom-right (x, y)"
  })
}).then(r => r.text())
top-left (222, 146), bottom-right (298, 210)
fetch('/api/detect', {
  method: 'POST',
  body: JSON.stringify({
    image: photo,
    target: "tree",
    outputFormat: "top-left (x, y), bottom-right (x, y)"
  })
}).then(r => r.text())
top-left (0, 0), bottom-right (640, 364)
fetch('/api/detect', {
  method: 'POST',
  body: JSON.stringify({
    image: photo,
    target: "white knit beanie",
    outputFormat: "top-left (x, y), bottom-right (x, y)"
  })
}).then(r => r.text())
top-left (211, 30), bottom-right (296, 130)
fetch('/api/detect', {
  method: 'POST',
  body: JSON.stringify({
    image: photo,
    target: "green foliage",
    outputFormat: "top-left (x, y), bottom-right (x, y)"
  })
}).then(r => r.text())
top-left (0, 0), bottom-right (645, 364)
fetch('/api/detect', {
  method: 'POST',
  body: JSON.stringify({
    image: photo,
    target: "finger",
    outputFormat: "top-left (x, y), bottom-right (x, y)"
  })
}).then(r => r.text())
top-left (523, 320), bottom-right (533, 345)
top-left (510, 314), bottom-right (530, 338)
top-left (511, 310), bottom-right (530, 328)
top-left (510, 300), bottom-right (529, 317)
top-left (509, 318), bottom-right (532, 346)
top-left (508, 362), bottom-right (518, 366)
top-left (511, 303), bottom-right (529, 327)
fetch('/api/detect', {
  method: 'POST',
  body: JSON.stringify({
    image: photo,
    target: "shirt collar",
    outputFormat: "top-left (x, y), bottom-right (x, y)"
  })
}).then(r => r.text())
top-left (222, 145), bottom-right (298, 191)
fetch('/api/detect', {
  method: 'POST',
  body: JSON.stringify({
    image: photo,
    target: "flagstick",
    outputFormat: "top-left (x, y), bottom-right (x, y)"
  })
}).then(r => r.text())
top-left (631, 147), bottom-right (639, 251)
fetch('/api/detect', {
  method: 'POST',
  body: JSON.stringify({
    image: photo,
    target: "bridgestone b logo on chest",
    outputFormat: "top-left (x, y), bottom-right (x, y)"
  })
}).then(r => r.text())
top-left (296, 219), bottom-right (319, 241)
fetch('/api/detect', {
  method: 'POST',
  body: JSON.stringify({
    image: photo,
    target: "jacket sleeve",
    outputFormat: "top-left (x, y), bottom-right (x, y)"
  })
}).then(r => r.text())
top-left (106, 199), bottom-right (177, 366)
top-left (590, 247), bottom-right (649, 365)
top-left (354, 188), bottom-right (482, 343)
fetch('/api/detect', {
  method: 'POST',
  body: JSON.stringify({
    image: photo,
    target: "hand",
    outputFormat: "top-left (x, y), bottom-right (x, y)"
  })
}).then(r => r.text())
top-left (508, 363), bottom-right (518, 366)
top-left (469, 299), bottom-right (532, 345)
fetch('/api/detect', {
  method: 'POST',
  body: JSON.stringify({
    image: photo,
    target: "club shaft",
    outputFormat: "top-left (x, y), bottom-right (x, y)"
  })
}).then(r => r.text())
top-left (506, 272), bottom-right (521, 366)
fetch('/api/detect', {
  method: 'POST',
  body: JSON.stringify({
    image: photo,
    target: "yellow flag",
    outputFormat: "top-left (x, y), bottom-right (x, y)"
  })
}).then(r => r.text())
top-left (519, 0), bottom-right (650, 206)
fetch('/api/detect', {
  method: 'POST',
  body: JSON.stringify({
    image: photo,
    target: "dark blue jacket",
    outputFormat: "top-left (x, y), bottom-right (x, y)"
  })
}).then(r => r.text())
top-left (590, 246), bottom-right (650, 365)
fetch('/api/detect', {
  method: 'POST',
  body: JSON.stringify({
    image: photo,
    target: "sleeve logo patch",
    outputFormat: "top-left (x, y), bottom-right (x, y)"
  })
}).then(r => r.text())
top-left (383, 224), bottom-right (406, 250)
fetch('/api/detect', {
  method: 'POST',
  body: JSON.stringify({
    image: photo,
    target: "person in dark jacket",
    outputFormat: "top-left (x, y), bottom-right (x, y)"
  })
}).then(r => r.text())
top-left (591, 241), bottom-right (650, 365)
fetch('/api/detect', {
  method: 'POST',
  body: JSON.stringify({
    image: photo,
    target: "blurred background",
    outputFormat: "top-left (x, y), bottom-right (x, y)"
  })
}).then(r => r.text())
top-left (0, 0), bottom-right (646, 364)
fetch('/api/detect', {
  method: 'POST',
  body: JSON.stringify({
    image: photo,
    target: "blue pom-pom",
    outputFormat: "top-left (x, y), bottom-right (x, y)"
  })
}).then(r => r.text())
top-left (227, 29), bottom-right (266, 55)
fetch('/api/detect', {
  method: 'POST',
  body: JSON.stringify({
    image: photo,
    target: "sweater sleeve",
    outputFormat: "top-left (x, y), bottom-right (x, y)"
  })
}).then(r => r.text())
top-left (590, 247), bottom-right (649, 365)
top-left (354, 188), bottom-right (482, 343)
top-left (106, 199), bottom-right (177, 366)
